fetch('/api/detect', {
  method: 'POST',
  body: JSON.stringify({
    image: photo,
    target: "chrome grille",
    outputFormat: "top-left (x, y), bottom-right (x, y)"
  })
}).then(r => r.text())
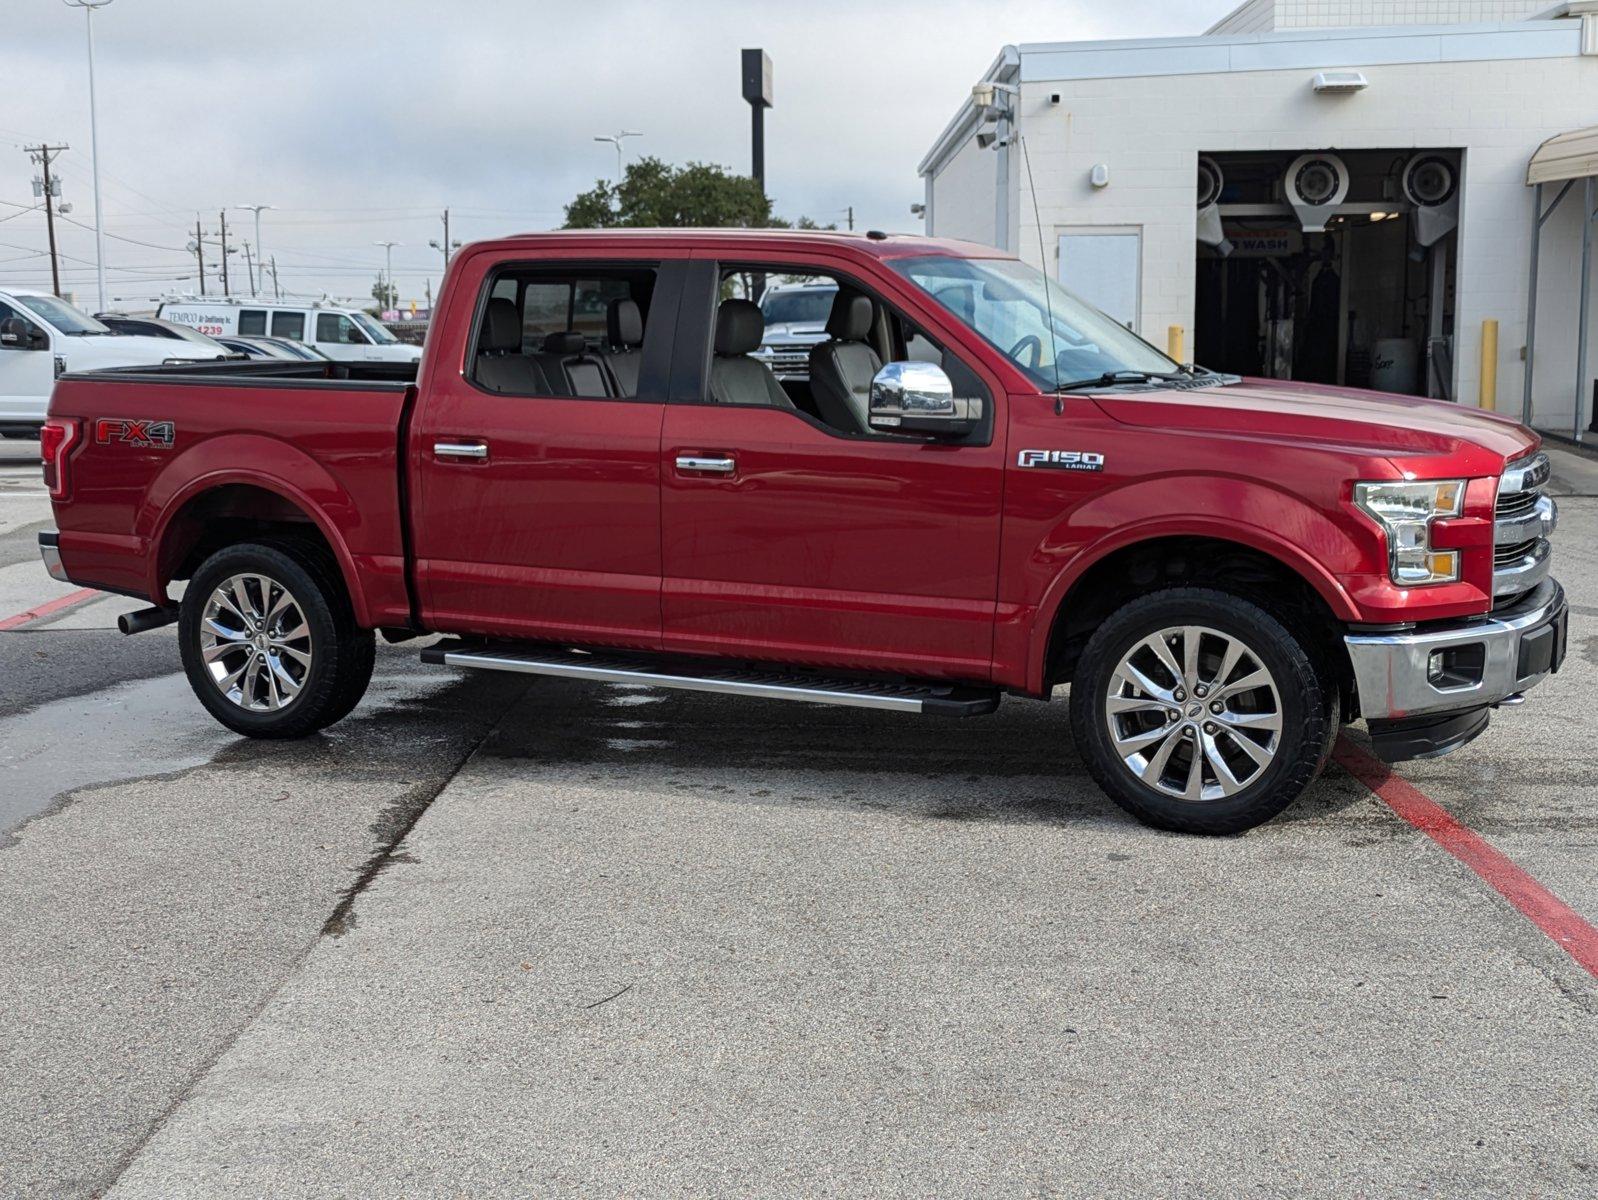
top-left (1493, 451), bottom-right (1555, 602)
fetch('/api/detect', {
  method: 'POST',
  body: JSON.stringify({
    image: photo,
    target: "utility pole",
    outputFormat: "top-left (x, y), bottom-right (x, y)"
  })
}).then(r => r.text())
top-left (192, 215), bottom-right (206, 295)
top-left (847, 205), bottom-right (854, 232)
top-left (374, 240), bottom-right (400, 311)
top-left (269, 256), bottom-right (280, 300)
top-left (241, 241), bottom-right (255, 296)
top-left (25, 144), bottom-right (69, 297)
top-left (741, 49), bottom-right (773, 196)
top-left (429, 208), bottom-right (460, 274)
top-left (217, 209), bottom-right (231, 296)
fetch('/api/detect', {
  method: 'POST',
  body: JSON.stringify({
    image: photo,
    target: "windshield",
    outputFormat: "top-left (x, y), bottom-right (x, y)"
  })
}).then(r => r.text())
top-left (760, 289), bottom-right (835, 326)
top-left (349, 311), bottom-right (397, 344)
top-left (888, 255), bottom-right (1176, 389)
top-left (15, 294), bottom-right (110, 336)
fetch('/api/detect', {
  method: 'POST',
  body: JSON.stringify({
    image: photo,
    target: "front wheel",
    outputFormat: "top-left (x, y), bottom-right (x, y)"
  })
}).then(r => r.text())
top-left (179, 540), bottom-right (375, 738)
top-left (1069, 588), bottom-right (1334, 835)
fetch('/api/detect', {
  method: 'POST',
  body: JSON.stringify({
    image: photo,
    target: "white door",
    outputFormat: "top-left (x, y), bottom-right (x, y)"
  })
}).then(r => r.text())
top-left (1058, 229), bottom-right (1142, 332)
top-left (313, 312), bottom-right (374, 361)
top-left (0, 301), bottom-right (55, 428)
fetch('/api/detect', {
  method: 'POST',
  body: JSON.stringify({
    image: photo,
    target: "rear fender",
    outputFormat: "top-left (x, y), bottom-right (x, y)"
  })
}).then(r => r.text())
top-left (145, 434), bottom-right (372, 625)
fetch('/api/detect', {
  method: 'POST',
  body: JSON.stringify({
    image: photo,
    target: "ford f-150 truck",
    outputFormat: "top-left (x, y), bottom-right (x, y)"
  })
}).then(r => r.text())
top-left (36, 230), bottom-right (1566, 834)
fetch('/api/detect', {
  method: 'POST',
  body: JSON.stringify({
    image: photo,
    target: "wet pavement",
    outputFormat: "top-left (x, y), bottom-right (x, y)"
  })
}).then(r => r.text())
top-left (1, 441), bottom-right (1595, 1197)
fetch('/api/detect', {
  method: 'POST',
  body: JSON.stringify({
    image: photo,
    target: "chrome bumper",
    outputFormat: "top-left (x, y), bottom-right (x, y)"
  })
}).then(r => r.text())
top-left (1345, 579), bottom-right (1567, 721)
top-left (38, 530), bottom-right (68, 583)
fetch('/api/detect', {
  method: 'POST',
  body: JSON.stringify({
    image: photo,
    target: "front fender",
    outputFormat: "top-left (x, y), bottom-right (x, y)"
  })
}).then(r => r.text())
top-left (1021, 475), bottom-right (1367, 694)
top-left (145, 434), bottom-right (374, 626)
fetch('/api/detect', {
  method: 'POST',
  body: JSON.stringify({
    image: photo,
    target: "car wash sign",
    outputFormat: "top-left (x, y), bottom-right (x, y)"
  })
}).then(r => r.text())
top-left (1229, 229), bottom-right (1304, 257)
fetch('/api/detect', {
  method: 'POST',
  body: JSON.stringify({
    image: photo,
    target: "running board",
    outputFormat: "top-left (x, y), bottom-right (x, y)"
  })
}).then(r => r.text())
top-left (421, 641), bottom-right (1000, 717)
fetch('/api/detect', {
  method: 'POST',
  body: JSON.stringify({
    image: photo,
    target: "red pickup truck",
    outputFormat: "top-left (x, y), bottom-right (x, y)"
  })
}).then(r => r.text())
top-left (37, 229), bottom-right (1565, 834)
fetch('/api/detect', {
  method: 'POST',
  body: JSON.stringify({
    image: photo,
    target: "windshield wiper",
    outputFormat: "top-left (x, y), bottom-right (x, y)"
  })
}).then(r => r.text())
top-left (1055, 370), bottom-right (1183, 392)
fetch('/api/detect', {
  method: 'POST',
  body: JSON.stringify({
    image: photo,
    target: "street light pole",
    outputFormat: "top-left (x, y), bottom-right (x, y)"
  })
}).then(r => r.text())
top-left (65, 0), bottom-right (114, 312)
top-left (592, 130), bottom-right (642, 184)
top-left (234, 204), bottom-right (273, 296)
top-left (374, 240), bottom-right (399, 310)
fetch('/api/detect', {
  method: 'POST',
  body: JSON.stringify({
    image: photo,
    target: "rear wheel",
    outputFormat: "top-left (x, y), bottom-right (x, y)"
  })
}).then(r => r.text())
top-left (1069, 588), bottom-right (1334, 835)
top-left (179, 541), bottom-right (374, 738)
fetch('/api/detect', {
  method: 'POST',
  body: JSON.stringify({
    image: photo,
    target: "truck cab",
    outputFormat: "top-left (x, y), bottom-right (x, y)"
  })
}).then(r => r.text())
top-left (37, 230), bottom-right (1566, 834)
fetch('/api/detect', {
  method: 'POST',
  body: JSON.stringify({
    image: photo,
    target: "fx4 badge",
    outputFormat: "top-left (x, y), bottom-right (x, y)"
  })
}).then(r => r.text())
top-left (1017, 449), bottom-right (1105, 472)
top-left (94, 418), bottom-right (175, 449)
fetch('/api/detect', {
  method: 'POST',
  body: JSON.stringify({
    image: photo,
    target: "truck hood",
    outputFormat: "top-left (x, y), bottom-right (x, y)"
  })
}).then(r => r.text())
top-left (1092, 377), bottom-right (1537, 468)
top-left (62, 334), bottom-right (225, 367)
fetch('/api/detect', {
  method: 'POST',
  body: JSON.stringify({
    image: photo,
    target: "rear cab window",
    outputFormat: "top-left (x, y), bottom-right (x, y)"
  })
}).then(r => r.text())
top-left (468, 262), bottom-right (671, 401)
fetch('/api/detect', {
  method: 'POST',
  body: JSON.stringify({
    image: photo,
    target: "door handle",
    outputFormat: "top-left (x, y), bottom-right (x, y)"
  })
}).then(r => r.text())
top-left (434, 440), bottom-right (489, 461)
top-left (675, 454), bottom-right (736, 475)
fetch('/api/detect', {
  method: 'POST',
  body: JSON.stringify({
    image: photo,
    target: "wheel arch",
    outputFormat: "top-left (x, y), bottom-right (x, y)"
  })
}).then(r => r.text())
top-left (150, 474), bottom-right (369, 626)
top-left (1034, 528), bottom-right (1357, 713)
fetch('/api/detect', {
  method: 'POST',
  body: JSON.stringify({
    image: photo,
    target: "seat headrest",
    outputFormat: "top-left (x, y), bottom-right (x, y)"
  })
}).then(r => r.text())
top-left (482, 298), bottom-right (521, 353)
top-left (541, 331), bottom-right (586, 356)
top-left (607, 298), bottom-right (643, 348)
top-left (715, 299), bottom-right (764, 356)
top-left (826, 291), bottom-right (874, 342)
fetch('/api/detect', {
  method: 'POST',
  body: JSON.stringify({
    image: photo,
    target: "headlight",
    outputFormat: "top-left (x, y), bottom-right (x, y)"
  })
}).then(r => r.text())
top-left (1353, 480), bottom-right (1465, 586)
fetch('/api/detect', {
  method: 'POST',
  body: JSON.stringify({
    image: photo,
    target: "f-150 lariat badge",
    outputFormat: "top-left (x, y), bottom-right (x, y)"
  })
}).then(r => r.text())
top-left (1017, 449), bottom-right (1105, 472)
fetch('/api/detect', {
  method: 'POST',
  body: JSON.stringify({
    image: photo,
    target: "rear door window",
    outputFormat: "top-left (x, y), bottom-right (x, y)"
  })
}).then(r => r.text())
top-left (238, 309), bottom-right (267, 335)
top-left (271, 311), bottom-right (305, 341)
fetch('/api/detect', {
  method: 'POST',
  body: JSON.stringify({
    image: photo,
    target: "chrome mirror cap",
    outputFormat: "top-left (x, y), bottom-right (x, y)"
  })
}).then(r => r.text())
top-left (868, 361), bottom-right (980, 437)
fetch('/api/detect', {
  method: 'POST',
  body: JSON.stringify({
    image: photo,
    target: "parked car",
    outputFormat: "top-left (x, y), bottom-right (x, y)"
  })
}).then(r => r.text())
top-left (95, 313), bottom-right (236, 353)
top-left (0, 289), bottom-right (227, 437)
top-left (155, 298), bottom-right (421, 364)
top-left (39, 229), bottom-right (1565, 834)
top-left (213, 335), bottom-right (330, 361)
top-left (752, 280), bottom-right (836, 379)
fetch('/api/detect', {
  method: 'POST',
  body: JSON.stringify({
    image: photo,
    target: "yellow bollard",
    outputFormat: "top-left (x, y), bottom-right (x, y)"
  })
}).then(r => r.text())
top-left (1480, 319), bottom-right (1499, 412)
top-left (1167, 325), bottom-right (1185, 364)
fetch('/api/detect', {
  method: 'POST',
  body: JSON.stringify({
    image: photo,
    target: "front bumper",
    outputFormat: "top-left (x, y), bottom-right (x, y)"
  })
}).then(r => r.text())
top-left (1345, 578), bottom-right (1567, 761)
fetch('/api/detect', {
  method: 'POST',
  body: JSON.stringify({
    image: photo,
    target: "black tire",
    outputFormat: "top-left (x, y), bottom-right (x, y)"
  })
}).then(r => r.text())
top-left (1069, 587), bottom-right (1335, 835)
top-left (179, 540), bottom-right (375, 739)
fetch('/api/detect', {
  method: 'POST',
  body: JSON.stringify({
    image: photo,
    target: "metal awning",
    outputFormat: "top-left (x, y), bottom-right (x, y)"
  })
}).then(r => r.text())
top-left (1528, 125), bottom-right (1598, 186)
top-left (1524, 125), bottom-right (1598, 439)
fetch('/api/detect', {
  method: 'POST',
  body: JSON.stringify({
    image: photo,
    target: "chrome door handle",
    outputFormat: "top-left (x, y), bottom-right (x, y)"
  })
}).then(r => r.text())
top-left (434, 441), bottom-right (488, 460)
top-left (675, 454), bottom-right (736, 475)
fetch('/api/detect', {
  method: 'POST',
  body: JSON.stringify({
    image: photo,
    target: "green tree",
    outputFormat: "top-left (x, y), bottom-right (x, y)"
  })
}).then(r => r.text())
top-left (563, 156), bottom-right (834, 230)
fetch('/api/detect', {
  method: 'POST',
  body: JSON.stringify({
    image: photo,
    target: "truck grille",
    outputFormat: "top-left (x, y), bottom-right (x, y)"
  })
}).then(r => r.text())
top-left (1493, 451), bottom-right (1555, 605)
top-left (761, 348), bottom-right (811, 377)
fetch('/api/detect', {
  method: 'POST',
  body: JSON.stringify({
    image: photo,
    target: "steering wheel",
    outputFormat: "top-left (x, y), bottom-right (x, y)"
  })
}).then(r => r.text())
top-left (1008, 334), bottom-right (1043, 370)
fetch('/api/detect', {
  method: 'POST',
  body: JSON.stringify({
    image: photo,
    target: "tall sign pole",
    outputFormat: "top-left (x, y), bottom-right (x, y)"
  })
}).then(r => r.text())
top-left (741, 49), bottom-right (772, 197)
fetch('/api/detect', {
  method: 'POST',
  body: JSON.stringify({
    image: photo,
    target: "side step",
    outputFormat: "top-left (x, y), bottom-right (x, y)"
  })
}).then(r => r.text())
top-left (420, 641), bottom-right (1001, 717)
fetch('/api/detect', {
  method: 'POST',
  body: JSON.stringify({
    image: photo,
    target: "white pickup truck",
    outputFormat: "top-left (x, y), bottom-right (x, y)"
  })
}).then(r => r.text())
top-left (0, 289), bottom-right (228, 438)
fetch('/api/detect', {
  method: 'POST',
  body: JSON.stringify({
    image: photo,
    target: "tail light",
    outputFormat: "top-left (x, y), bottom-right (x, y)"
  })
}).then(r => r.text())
top-left (40, 417), bottom-right (78, 500)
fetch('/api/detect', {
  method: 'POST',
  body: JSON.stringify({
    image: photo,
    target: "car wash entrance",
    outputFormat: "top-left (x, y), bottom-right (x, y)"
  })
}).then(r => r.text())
top-left (1191, 149), bottom-right (1461, 398)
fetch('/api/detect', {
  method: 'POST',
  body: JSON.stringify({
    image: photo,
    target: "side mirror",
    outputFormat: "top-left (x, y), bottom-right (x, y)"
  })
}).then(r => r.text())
top-left (868, 361), bottom-right (980, 438)
top-left (0, 318), bottom-right (44, 351)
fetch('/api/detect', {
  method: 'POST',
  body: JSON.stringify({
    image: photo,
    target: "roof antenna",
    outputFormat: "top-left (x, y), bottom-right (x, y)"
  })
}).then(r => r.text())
top-left (1018, 133), bottom-right (1064, 397)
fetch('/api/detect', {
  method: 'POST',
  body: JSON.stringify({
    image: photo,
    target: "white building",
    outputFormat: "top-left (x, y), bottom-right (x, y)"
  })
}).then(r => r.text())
top-left (919, 0), bottom-right (1598, 442)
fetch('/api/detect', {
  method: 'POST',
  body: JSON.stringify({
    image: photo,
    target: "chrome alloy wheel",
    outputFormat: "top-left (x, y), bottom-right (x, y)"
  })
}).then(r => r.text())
top-left (1104, 624), bottom-right (1282, 803)
top-left (198, 573), bottom-right (313, 712)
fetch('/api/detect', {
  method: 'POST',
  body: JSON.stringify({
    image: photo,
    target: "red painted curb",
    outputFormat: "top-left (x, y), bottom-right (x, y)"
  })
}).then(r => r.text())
top-left (1334, 735), bottom-right (1598, 980)
top-left (0, 587), bottom-right (99, 632)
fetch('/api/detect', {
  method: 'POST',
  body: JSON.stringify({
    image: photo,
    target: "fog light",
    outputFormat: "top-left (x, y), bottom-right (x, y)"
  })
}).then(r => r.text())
top-left (1427, 644), bottom-right (1486, 690)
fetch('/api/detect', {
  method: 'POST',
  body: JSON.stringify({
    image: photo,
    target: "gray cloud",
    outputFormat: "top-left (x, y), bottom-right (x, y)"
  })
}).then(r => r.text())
top-left (1, 0), bottom-right (1230, 307)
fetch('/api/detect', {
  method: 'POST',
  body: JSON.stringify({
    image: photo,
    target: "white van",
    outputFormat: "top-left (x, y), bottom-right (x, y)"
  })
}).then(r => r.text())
top-left (156, 298), bottom-right (422, 365)
top-left (0, 289), bottom-right (228, 437)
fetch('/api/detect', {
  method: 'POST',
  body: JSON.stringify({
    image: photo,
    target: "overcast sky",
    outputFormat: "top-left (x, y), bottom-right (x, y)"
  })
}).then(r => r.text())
top-left (2, 0), bottom-right (1230, 310)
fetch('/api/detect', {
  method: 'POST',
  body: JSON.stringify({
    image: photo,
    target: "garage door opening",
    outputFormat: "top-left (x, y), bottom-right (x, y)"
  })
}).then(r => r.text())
top-left (1191, 149), bottom-right (1461, 398)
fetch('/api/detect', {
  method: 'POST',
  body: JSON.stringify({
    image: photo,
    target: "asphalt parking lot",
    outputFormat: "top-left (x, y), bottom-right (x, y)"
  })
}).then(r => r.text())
top-left (2, 435), bottom-right (1596, 1197)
